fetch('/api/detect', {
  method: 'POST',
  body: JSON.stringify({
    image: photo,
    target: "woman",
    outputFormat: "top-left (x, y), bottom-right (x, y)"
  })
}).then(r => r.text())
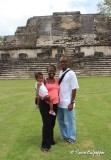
top-left (39, 64), bottom-right (59, 152)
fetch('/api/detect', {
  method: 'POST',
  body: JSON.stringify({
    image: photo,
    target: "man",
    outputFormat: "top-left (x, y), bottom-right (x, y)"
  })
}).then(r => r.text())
top-left (58, 54), bottom-right (79, 144)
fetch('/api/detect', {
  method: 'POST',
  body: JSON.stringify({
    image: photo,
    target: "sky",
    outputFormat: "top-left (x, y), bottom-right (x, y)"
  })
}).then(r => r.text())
top-left (0, 0), bottom-right (101, 36)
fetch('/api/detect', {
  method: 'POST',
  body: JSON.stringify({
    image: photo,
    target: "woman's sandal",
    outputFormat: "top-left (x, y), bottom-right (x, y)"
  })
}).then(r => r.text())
top-left (41, 147), bottom-right (49, 153)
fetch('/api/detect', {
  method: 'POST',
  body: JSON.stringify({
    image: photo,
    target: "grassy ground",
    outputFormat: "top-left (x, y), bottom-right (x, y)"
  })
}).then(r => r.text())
top-left (0, 77), bottom-right (111, 160)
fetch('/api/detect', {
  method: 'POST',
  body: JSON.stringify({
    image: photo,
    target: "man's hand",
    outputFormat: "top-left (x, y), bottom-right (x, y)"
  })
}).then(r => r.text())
top-left (68, 103), bottom-right (73, 110)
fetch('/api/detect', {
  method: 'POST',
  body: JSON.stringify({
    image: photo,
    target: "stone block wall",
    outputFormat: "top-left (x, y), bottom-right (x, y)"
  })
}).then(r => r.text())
top-left (0, 12), bottom-right (111, 50)
top-left (0, 11), bottom-right (111, 78)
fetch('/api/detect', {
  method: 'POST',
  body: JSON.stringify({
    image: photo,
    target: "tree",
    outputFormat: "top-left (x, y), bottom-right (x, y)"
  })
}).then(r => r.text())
top-left (0, 36), bottom-right (6, 46)
top-left (0, 36), bottom-right (4, 45)
top-left (97, 0), bottom-right (111, 17)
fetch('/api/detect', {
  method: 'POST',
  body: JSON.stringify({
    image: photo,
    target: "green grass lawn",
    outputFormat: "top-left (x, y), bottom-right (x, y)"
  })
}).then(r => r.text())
top-left (0, 77), bottom-right (111, 160)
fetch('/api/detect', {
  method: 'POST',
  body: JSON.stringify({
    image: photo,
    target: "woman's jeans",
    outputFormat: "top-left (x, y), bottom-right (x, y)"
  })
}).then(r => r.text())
top-left (39, 100), bottom-right (58, 149)
top-left (57, 107), bottom-right (76, 141)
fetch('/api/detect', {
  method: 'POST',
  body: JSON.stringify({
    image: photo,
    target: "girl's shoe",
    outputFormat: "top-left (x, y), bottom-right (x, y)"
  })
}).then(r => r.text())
top-left (49, 110), bottom-right (56, 116)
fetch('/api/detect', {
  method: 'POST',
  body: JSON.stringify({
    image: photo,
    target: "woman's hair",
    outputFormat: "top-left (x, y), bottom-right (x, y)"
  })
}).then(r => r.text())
top-left (34, 72), bottom-right (43, 78)
top-left (47, 64), bottom-right (56, 71)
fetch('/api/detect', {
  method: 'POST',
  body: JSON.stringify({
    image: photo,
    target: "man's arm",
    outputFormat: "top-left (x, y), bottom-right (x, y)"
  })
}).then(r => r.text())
top-left (68, 89), bottom-right (76, 110)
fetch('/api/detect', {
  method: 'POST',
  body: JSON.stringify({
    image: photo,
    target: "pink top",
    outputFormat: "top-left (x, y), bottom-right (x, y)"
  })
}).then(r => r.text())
top-left (45, 79), bottom-right (59, 104)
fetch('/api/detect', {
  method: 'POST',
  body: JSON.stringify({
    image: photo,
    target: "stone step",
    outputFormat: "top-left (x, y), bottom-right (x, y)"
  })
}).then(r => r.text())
top-left (84, 60), bottom-right (111, 62)
top-left (0, 57), bottom-right (111, 79)
top-left (84, 66), bottom-right (111, 68)
top-left (83, 59), bottom-right (111, 62)
top-left (0, 74), bottom-right (59, 79)
top-left (84, 62), bottom-right (111, 64)
top-left (84, 64), bottom-right (111, 66)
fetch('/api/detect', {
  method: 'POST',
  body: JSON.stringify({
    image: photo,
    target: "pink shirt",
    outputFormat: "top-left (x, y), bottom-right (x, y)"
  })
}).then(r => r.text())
top-left (45, 79), bottom-right (59, 104)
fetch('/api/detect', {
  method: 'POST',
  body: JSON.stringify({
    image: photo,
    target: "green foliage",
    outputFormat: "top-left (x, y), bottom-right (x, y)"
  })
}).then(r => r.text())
top-left (0, 36), bottom-right (4, 45)
top-left (0, 78), bottom-right (111, 160)
top-left (0, 36), bottom-right (6, 46)
top-left (97, 0), bottom-right (111, 18)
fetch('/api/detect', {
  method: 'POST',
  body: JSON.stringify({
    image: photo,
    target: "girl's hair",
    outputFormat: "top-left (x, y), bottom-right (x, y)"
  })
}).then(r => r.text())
top-left (34, 72), bottom-right (43, 78)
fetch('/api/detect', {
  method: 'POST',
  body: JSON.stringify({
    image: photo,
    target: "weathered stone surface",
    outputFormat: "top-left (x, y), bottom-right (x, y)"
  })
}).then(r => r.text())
top-left (0, 11), bottom-right (111, 78)
top-left (0, 11), bottom-right (111, 50)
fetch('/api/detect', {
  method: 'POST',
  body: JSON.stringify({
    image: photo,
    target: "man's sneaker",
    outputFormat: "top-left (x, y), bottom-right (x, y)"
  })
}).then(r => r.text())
top-left (60, 136), bottom-right (66, 140)
top-left (66, 140), bottom-right (74, 144)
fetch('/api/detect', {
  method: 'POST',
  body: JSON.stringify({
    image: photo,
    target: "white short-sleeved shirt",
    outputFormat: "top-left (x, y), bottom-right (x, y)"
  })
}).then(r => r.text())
top-left (35, 82), bottom-right (48, 98)
top-left (58, 68), bottom-right (79, 108)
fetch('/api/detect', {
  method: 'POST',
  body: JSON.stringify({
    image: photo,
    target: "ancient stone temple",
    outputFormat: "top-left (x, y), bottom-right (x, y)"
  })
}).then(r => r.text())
top-left (0, 11), bottom-right (111, 79)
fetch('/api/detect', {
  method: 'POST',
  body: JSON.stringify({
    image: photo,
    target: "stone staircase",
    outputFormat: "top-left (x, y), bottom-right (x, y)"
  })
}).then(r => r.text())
top-left (0, 57), bottom-right (111, 79)
top-left (77, 56), bottom-right (111, 76)
top-left (0, 59), bottom-right (59, 79)
top-left (64, 46), bottom-right (74, 58)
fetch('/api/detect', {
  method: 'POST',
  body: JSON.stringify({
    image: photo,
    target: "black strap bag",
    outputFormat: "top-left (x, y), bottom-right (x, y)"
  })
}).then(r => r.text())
top-left (59, 69), bottom-right (70, 84)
